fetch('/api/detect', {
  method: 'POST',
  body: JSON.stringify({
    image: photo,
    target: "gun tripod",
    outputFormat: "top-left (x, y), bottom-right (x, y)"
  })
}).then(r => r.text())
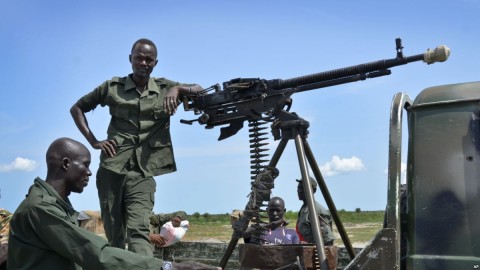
top-left (219, 110), bottom-right (355, 269)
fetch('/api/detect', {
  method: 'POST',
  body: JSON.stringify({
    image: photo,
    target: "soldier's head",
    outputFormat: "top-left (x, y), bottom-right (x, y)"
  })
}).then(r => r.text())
top-left (267, 196), bottom-right (286, 223)
top-left (46, 138), bottom-right (91, 197)
top-left (129, 38), bottom-right (158, 81)
top-left (296, 176), bottom-right (317, 201)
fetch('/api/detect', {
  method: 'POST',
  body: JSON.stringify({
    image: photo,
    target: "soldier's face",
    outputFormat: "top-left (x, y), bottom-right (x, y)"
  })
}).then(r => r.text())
top-left (130, 43), bottom-right (157, 80)
top-left (65, 148), bottom-right (92, 194)
top-left (297, 183), bottom-right (305, 201)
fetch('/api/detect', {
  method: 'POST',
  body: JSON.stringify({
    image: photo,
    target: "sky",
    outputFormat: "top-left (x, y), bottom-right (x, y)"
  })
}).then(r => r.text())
top-left (0, 0), bottom-right (479, 216)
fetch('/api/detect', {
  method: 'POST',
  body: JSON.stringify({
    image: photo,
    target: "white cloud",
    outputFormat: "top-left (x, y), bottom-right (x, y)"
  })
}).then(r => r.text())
top-left (320, 155), bottom-right (365, 176)
top-left (0, 157), bottom-right (38, 172)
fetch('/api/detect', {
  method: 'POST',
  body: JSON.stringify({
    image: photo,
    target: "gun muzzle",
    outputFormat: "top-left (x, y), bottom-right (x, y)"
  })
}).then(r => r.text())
top-left (424, 45), bottom-right (450, 64)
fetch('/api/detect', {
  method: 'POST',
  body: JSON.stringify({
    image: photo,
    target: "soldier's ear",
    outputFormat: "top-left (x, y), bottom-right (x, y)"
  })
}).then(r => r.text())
top-left (62, 157), bottom-right (70, 170)
top-left (129, 54), bottom-right (132, 63)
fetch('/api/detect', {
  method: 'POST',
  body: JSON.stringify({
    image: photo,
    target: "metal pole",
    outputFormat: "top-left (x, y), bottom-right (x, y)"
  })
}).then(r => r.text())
top-left (304, 139), bottom-right (356, 259)
top-left (294, 135), bottom-right (328, 270)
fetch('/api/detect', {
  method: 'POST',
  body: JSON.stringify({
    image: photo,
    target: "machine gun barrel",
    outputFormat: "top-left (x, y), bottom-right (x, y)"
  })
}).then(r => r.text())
top-left (269, 42), bottom-right (450, 92)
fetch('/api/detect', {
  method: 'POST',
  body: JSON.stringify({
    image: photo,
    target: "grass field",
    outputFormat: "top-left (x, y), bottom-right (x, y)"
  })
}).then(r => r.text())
top-left (182, 210), bottom-right (384, 246)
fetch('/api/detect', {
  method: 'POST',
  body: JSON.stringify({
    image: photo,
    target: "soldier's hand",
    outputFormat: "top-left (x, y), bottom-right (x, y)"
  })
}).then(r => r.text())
top-left (92, 140), bottom-right (117, 157)
top-left (164, 87), bottom-right (180, 115)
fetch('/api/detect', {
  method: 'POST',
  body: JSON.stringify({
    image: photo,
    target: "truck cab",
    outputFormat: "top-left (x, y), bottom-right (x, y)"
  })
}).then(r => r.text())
top-left (345, 81), bottom-right (480, 270)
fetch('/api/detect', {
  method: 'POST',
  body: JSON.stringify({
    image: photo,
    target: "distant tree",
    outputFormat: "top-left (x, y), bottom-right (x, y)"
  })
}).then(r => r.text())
top-left (285, 210), bottom-right (296, 220)
top-left (193, 212), bottom-right (201, 219)
top-left (203, 212), bottom-right (210, 219)
top-left (355, 208), bottom-right (362, 213)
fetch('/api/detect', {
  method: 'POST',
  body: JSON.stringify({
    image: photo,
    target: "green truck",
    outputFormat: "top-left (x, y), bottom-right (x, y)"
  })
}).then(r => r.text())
top-left (345, 81), bottom-right (480, 269)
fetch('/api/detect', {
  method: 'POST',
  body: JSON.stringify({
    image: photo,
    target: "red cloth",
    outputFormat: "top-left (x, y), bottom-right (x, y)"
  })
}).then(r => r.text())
top-left (296, 222), bottom-right (305, 242)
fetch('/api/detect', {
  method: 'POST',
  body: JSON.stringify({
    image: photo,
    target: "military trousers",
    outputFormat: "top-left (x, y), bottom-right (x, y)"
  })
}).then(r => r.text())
top-left (97, 166), bottom-right (156, 256)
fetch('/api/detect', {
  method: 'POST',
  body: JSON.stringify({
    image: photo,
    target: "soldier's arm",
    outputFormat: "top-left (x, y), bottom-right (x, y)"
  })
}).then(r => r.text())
top-left (70, 83), bottom-right (117, 157)
top-left (164, 84), bottom-right (202, 115)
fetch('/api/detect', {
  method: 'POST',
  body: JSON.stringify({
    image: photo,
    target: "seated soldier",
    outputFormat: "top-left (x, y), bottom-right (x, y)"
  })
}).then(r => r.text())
top-left (8, 138), bottom-right (219, 270)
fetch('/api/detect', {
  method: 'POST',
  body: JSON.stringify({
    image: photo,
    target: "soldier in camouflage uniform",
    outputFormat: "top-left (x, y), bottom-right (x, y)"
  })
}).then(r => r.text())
top-left (0, 208), bottom-right (12, 268)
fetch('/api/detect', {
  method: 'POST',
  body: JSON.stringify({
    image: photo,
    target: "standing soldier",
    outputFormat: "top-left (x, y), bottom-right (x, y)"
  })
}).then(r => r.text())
top-left (70, 38), bottom-right (202, 256)
top-left (296, 177), bottom-right (335, 246)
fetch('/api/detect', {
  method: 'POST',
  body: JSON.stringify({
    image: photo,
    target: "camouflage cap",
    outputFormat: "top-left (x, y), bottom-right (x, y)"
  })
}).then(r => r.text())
top-left (296, 176), bottom-right (317, 189)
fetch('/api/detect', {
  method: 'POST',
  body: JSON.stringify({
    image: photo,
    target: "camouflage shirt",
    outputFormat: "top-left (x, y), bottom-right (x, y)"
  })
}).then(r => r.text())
top-left (0, 208), bottom-right (12, 244)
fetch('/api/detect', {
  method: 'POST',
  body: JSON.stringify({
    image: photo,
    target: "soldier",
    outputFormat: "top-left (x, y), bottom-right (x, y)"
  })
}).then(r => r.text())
top-left (7, 137), bottom-right (219, 270)
top-left (296, 177), bottom-right (335, 246)
top-left (70, 38), bottom-right (202, 256)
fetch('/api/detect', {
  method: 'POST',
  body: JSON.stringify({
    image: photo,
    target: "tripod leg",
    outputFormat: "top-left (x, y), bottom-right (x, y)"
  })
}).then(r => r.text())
top-left (304, 139), bottom-right (356, 260)
top-left (294, 135), bottom-right (329, 270)
top-left (268, 137), bottom-right (289, 167)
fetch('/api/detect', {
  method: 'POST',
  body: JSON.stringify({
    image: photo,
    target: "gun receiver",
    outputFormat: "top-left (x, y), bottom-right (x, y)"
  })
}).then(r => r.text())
top-left (181, 38), bottom-right (450, 140)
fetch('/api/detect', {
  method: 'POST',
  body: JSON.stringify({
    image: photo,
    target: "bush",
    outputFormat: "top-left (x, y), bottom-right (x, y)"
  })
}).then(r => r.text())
top-left (285, 210), bottom-right (296, 220)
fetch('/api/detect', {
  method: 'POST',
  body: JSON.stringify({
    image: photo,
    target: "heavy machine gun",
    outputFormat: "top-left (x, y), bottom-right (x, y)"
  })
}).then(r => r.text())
top-left (180, 38), bottom-right (450, 141)
top-left (180, 39), bottom-right (450, 269)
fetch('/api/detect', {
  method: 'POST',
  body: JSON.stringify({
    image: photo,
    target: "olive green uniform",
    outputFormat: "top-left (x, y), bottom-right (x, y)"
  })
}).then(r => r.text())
top-left (75, 75), bottom-right (185, 256)
top-left (7, 178), bottom-right (163, 270)
top-left (297, 201), bottom-right (335, 245)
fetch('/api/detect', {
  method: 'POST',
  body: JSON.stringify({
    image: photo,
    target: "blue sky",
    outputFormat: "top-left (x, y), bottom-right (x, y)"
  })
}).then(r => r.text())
top-left (1, 0), bottom-right (478, 216)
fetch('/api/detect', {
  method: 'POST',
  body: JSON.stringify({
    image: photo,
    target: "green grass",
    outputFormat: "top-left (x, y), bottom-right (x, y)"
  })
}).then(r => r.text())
top-left (183, 211), bottom-right (384, 245)
top-left (336, 210), bottom-right (384, 224)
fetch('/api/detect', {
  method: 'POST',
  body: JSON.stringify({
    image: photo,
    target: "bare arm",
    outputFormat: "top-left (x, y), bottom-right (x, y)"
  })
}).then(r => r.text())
top-left (149, 233), bottom-right (167, 247)
top-left (70, 103), bottom-right (117, 157)
top-left (164, 85), bottom-right (202, 115)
